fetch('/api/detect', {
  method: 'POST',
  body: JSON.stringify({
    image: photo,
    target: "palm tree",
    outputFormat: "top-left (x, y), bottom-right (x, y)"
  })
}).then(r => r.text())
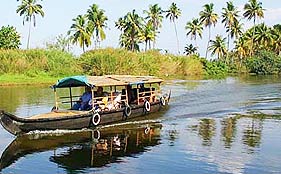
top-left (234, 36), bottom-right (249, 67)
top-left (87, 4), bottom-right (108, 48)
top-left (208, 35), bottom-right (227, 60)
top-left (185, 18), bottom-right (203, 47)
top-left (140, 21), bottom-right (156, 51)
top-left (115, 10), bottom-right (144, 51)
top-left (68, 15), bottom-right (91, 52)
top-left (184, 44), bottom-right (198, 56)
top-left (222, 1), bottom-right (240, 50)
top-left (254, 23), bottom-right (274, 50)
top-left (16, 0), bottom-right (44, 49)
top-left (199, 3), bottom-right (219, 59)
top-left (273, 25), bottom-right (281, 55)
top-left (143, 4), bottom-right (163, 48)
top-left (166, 2), bottom-right (181, 54)
top-left (228, 20), bottom-right (243, 40)
top-left (243, 0), bottom-right (265, 54)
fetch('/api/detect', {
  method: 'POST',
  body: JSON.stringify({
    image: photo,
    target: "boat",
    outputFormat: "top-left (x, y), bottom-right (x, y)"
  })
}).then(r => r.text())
top-left (0, 123), bottom-right (162, 171)
top-left (0, 75), bottom-right (170, 135)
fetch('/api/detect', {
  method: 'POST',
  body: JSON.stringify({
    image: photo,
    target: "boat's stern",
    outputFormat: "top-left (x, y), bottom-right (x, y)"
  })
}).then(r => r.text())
top-left (0, 110), bottom-right (21, 136)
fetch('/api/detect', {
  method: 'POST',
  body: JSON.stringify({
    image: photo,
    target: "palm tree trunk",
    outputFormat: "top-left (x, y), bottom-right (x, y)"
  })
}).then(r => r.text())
top-left (251, 17), bottom-right (256, 56)
top-left (227, 33), bottom-right (230, 64)
top-left (173, 21), bottom-right (180, 54)
top-left (206, 26), bottom-right (211, 59)
top-left (145, 41), bottom-right (147, 51)
top-left (27, 19), bottom-right (32, 49)
top-left (153, 28), bottom-right (156, 49)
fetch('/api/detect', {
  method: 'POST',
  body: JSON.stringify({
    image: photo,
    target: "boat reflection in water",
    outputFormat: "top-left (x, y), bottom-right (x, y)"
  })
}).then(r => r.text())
top-left (0, 123), bottom-right (162, 172)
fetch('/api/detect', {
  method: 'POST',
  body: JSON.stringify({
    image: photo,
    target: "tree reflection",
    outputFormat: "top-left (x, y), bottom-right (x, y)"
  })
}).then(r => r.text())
top-left (198, 118), bottom-right (216, 146)
top-left (221, 117), bottom-right (237, 148)
top-left (242, 117), bottom-right (263, 151)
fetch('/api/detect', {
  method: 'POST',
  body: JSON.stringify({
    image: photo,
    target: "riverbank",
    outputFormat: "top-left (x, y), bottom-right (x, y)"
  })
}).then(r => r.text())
top-left (2, 48), bottom-right (279, 86)
top-left (0, 48), bottom-right (209, 85)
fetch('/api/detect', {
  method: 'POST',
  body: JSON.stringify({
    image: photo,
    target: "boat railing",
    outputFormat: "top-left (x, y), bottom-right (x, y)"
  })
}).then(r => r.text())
top-left (92, 94), bottom-right (127, 111)
top-left (137, 90), bottom-right (160, 104)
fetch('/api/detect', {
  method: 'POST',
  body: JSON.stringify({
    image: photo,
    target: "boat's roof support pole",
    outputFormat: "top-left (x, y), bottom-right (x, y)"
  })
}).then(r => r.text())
top-left (91, 87), bottom-right (95, 110)
top-left (69, 87), bottom-right (73, 109)
top-left (54, 88), bottom-right (58, 110)
top-left (125, 85), bottom-right (128, 104)
top-left (150, 83), bottom-right (153, 102)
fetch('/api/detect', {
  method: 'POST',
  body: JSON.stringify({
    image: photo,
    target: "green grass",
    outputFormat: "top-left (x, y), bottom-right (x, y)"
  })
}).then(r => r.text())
top-left (0, 74), bottom-right (59, 86)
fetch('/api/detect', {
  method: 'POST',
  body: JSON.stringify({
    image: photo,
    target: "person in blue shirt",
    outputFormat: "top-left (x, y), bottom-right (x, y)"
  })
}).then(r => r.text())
top-left (72, 86), bottom-right (92, 111)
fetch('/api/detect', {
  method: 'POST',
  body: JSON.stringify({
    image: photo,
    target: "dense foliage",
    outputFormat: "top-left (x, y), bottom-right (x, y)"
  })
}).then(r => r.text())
top-left (79, 48), bottom-right (204, 77)
top-left (0, 26), bottom-right (21, 49)
top-left (245, 50), bottom-right (281, 75)
top-left (0, 49), bottom-right (81, 77)
top-left (200, 59), bottom-right (229, 77)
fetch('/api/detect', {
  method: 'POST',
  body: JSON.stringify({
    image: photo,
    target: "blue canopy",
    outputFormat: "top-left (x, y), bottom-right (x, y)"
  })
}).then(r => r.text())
top-left (52, 76), bottom-right (91, 88)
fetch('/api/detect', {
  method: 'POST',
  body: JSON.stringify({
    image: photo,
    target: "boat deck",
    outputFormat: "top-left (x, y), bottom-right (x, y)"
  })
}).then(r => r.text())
top-left (27, 110), bottom-right (88, 119)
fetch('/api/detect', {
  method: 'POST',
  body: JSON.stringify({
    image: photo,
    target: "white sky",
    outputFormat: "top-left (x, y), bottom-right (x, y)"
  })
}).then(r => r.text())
top-left (0, 0), bottom-right (280, 56)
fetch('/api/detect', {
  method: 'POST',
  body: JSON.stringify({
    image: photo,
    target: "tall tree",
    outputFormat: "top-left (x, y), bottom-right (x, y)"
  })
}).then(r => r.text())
top-left (243, 0), bottom-right (265, 54)
top-left (199, 3), bottom-right (219, 59)
top-left (87, 4), bottom-right (108, 48)
top-left (140, 21), bottom-right (156, 51)
top-left (16, 0), bottom-right (44, 49)
top-left (184, 44), bottom-right (198, 56)
top-left (68, 15), bottom-right (91, 52)
top-left (254, 23), bottom-right (274, 50)
top-left (208, 35), bottom-right (227, 60)
top-left (273, 25), bottom-right (281, 55)
top-left (228, 20), bottom-right (243, 40)
top-left (166, 2), bottom-right (181, 54)
top-left (222, 1), bottom-right (240, 50)
top-left (143, 4), bottom-right (163, 48)
top-left (115, 10), bottom-right (144, 51)
top-left (234, 37), bottom-right (249, 67)
top-left (185, 18), bottom-right (203, 47)
top-left (0, 26), bottom-right (21, 49)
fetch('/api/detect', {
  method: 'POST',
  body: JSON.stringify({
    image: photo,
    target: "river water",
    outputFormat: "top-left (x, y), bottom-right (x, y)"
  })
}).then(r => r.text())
top-left (0, 76), bottom-right (281, 174)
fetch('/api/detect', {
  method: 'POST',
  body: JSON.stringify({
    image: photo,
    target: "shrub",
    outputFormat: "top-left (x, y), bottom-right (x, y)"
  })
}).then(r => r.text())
top-left (201, 58), bottom-right (229, 77)
top-left (245, 50), bottom-right (280, 75)
top-left (0, 26), bottom-right (21, 49)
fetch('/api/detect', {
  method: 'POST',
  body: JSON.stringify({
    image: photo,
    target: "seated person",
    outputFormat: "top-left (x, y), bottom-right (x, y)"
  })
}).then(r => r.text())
top-left (94, 87), bottom-right (110, 110)
top-left (72, 86), bottom-right (92, 111)
top-left (107, 93), bottom-right (122, 110)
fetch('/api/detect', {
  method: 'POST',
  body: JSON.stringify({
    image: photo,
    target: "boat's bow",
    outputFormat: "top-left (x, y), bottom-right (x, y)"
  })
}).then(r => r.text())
top-left (0, 110), bottom-right (22, 136)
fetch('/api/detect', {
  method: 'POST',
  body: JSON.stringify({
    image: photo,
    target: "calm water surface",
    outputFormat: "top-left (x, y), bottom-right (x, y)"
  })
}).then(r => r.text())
top-left (0, 76), bottom-right (281, 174)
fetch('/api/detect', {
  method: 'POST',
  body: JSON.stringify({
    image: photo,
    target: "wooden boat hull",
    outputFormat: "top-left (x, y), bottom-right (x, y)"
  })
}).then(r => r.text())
top-left (0, 101), bottom-right (166, 136)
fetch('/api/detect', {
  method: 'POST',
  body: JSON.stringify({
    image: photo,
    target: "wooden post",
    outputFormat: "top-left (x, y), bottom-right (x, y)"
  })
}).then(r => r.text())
top-left (69, 87), bottom-right (73, 108)
top-left (110, 86), bottom-right (113, 102)
top-left (137, 85), bottom-right (140, 105)
top-left (159, 83), bottom-right (161, 100)
top-left (91, 87), bottom-right (95, 110)
top-left (150, 84), bottom-right (152, 102)
top-left (54, 88), bottom-right (58, 110)
top-left (125, 85), bottom-right (128, 104)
